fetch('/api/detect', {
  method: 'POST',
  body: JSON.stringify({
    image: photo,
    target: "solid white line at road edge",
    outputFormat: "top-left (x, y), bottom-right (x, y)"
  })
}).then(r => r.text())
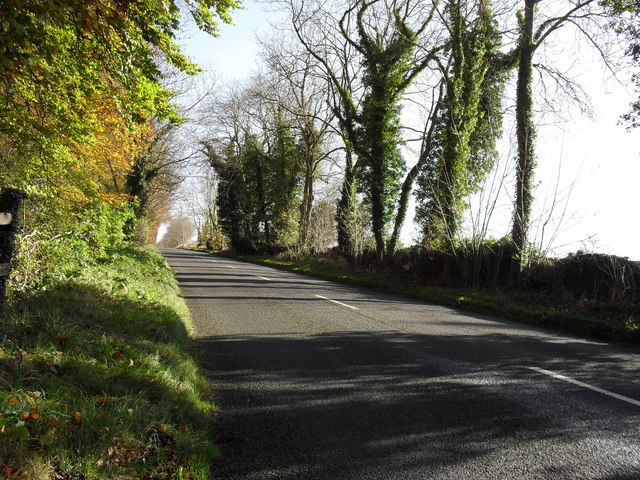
top-left (314, 295), bottom-right (359, 311)
top-left (527, 366), bottom-right (640, 407)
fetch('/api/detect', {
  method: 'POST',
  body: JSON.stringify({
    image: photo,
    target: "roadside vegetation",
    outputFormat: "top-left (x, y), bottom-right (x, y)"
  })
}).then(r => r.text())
top-left (207, 247), bottom-right (640, 345)
top-left (1, 2), bottom-right (240, 478)
top-left (1, 245), bottom-right (218, 479)
top-left (179, 0), bottom-right (640, 347)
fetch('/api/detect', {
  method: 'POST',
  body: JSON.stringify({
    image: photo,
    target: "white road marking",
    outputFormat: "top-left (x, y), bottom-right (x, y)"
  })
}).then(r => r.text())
top-left (314, 294), bottom-right (359, 311)
top-left (257, 276), bottom-right (270, 281)
top-left (226, 265), bottom-right (236, 269)
top-left (527, 366), bottom-right (640, 408)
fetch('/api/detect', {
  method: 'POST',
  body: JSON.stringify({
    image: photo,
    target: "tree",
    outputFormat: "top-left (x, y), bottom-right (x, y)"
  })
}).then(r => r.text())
top-left (259, 38), bottom-right (339, 252)
top-left (415, 0), bottom-right (507, 250)
top-left (601, 0), bottom-right (640, 128)
top-left (202, 83), bottom-right (304, 252)
top-left (0, 0), bottom-right (239, 260)
top-left (288, 0), bottom-right (443, 261)
top-left (1, 0), bottom-right (238, 185)
top-left (508, 0), bottom-right (601, 270)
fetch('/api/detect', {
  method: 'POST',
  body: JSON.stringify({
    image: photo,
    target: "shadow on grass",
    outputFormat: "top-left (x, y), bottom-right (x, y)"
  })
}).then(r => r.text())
top-left (0, 279), bottom-right (215, 477)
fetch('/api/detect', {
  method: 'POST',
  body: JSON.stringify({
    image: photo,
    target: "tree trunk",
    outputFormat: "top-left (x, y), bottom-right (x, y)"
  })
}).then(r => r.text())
top-left (512, 0), bottom-right (536, 271)
top-left (336, 148), bottom-right (357, 260)
top-left (387, 95), bottom-right (442, 256)
top-left (298, 161), bottom-right (314, 251)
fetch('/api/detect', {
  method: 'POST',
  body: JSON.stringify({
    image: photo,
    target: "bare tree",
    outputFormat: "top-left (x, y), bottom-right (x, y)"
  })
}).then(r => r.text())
top-left (280, 0), bottom-right (447, 261)
top-left (257, 37), bottom-right (342, 251)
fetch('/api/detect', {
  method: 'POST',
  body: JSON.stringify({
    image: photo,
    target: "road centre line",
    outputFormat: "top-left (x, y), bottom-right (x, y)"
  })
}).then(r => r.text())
top-left (226, 265), bottom-right (236, 269)
top-left (314, 294), bottom-right (359, 311)
top-left (527, 366), bottom-right (640, 408)
top-left (257, 276), bottom-right (270, 281)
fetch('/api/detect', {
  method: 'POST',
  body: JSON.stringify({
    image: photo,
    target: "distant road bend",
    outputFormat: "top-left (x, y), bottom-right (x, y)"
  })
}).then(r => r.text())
top-left (162, 248), bottom-right (640, 480)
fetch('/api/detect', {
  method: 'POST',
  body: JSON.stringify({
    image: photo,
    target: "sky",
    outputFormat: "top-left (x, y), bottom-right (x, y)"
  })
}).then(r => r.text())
top-left (176, 1), bottom-right (640, 260)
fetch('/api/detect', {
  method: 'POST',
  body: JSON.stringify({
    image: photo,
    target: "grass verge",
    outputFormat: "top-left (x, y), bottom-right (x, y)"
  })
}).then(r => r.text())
top-left (210, 249), bottom-right (639, 345)
top-left (0, 246), bottom-right (217, 479)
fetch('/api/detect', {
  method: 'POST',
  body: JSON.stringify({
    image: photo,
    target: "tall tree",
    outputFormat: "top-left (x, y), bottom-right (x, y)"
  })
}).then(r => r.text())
top-left (509, 0), bottom-right (597, 269)
top-left (0, 0), bottom-right (238, 188)
top-left (601, 0), bottom-right (640, 128)
top-left (415, 0), bottom-right (507, 249)
top-left (259, 39), bottom-right (338, 252)
top-left (289, 0), bottom-right (443, 261)
top-left (202, 83), bottom-right (304, 252)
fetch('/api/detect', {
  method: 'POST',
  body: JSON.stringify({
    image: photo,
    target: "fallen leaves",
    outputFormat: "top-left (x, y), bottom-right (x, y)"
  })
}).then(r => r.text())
top-left (20, 407), bottom-right (41, 421)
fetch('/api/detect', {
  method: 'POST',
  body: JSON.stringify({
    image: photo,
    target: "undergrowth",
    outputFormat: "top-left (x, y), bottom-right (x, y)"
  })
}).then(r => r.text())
top-left (0, 246), bottom-right (217, 479)
top-left (214, 250), bottom-right (639, 345)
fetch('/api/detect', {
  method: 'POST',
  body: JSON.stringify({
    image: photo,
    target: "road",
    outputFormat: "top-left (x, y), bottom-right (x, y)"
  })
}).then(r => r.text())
top-left (162, 248), bottom-right (640, 480)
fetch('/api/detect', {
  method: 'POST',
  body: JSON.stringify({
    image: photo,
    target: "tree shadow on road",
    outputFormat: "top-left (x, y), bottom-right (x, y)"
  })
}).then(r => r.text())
top-left (192, 330), bottom-right (640, 480)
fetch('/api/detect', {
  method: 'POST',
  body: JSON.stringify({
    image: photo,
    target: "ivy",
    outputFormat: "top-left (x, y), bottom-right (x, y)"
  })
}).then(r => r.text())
top-left (416, 1), bottom-right (506, 248)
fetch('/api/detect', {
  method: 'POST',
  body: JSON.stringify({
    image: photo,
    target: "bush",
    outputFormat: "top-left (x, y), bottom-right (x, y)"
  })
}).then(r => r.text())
top-left (10, 198), bottom-right (136, 296)
top-left (530, 252), bottom-right (640, 305)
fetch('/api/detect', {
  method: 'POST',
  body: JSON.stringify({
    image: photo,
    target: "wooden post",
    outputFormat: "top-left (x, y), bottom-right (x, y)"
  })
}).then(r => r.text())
top-left (0, 189), bottom-right (24, 303)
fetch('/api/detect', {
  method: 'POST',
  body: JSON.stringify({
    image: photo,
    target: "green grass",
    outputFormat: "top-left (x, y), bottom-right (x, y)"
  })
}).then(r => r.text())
top-left (212, 250), bottom-right (639, 344)
top-left (0, 246), bottom-right (217, 479)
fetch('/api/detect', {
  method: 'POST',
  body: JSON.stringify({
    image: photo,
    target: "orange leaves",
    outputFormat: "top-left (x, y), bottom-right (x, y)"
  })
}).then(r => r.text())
top-left (60, 94), bottom-right (153, 204)
top-left (96, 192), bottom-right (134, 208)
top-left (20, 408), bottom-right (40, 421)
top-left (1, 465), bottom-right (16, 477)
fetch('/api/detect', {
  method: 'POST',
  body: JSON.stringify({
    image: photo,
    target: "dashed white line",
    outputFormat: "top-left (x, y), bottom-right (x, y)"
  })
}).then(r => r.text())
top-left (527, 366), bottom-right (640, 408)
top-left (226, 265), bottom-right (236, 269)
top-left (257, 276), bottom-right (270, 281)
top-left (314, 294), bottom-right (359, 311)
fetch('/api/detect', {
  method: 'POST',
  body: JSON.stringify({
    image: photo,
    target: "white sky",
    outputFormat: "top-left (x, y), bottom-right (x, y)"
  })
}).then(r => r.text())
top-left (178, 1), bottom-right (640, 260)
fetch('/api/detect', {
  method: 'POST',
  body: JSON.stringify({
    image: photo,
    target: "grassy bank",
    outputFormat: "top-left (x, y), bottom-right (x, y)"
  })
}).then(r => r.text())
top-left (0, 246), bottom-right (217, 479)
top-left (210, 250), bottom-right (639, 345)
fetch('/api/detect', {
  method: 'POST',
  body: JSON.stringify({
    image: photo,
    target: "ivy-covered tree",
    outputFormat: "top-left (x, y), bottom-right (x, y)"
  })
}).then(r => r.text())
top-left (206, 138), bottom-right (268, 252)
top-left (289, 0), bottom-right (442, 261)
top-left (508, 0), bottom-right (601, 270)
top-left (266, 111), bottom-right (304, 247)
top-left (202, 86), bottom-right (303, 252)
top-left (601, 0), bottom-right (640, 128)
top-left (415, 0), bottom-right (506, 248)
top-left (258, 39), bottom-right (337, 252)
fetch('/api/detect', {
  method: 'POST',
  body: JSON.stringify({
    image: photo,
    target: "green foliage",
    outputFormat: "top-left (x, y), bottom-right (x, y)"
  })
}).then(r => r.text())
top-left (269, 113), bottom-right (304, 246)
top-left (601, 0), bottom-right (640, 127)
top-left (511, 0), bottom-right (538, 265)
top-left (10, 198), bottom-right (136, 296)
top-left (208, 112), bottom-right (302, 252)
top-left (416, 1), bottom-right (506, 247)
top-left (347, 2), bottom-right (426, 260)
top-left (0, 246), bottom-right (217, 479)
top-left (1, 0), bottom-right (238, 197)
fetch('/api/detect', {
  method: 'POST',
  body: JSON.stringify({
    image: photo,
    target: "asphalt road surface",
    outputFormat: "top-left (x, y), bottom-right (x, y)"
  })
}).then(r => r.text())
top-left (162, 248), bottom-right (640, 480)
